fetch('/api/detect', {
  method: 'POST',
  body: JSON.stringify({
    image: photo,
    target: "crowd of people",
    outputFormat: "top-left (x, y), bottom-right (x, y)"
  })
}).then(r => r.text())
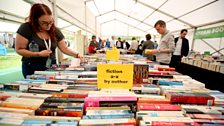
top-left (88, 35), bottom-right (158, 56)
top-left (88, 20), bottom-right (189, 68)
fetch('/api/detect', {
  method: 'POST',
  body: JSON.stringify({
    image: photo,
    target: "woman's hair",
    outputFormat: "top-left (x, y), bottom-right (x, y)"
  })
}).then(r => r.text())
top-left (26, 3), bottom-right (56, 42)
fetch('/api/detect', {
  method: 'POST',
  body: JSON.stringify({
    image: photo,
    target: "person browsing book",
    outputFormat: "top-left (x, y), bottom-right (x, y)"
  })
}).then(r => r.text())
top-left (88, 35), bottom-right (100, 54)
top-left (15, 3), bottom-right (84, 78)
top-left (150, 20), bottom-right (175, 66)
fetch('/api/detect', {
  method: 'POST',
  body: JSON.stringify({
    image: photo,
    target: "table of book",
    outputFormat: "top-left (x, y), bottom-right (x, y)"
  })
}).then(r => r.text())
top-left (0, 54), bottom-right (224, 126)
top-left (177, 62), bottom-right (224, 93)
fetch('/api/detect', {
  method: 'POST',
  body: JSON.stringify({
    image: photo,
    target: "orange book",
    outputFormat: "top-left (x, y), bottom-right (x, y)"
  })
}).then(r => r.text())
top-left (138, 98), bottom-right (170, 104)
top-left (0, 102), bottom-right (39, 110)
top-left (52, 93), bottom-right (87, 98)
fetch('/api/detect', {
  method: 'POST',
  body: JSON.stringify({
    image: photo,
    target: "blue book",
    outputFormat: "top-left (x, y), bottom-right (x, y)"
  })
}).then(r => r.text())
top-left (83, 114), bottom-right (134, 119)
top-left (158, 80), bottom-right (183, 86)
top-left (57, 121), bottom-right (78, 126)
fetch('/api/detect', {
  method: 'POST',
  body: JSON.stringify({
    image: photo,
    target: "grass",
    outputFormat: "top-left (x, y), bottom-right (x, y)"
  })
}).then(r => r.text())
top-left (0, 48), bottom-right (24, 83)
top-left (0, 55), bottom-right (22, 70)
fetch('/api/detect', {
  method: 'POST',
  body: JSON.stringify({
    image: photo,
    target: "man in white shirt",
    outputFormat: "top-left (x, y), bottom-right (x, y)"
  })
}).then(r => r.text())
top-left (128, 37), bottom-right (139, 54)
top-left (170, 29), bottom-right (189, 68)
top-left (151, 20), bottom-right (175, 65)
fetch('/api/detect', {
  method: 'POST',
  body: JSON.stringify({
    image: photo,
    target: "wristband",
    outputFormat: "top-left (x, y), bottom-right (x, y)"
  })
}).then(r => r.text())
top-left (76, 53), bottom-right (79, 58)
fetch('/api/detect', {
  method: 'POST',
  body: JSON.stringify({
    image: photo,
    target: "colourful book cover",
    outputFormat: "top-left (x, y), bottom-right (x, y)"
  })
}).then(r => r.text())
top-left (138, 104), bottom-right (181, 111)
top-left (133, 64), bottom-right (149, 84)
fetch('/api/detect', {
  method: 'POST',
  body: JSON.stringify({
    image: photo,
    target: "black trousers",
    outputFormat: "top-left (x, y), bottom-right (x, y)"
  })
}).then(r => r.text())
top-left (22, 61), bottom-right (47, 78)
top-left (170, 55), bottom-right (181, 68)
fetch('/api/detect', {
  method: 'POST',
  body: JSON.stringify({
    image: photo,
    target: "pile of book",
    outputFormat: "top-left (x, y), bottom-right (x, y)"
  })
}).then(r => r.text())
top-left (0, 92), bottom-right (48, 125)
top-left (80, 106), bottom-right (136, 125)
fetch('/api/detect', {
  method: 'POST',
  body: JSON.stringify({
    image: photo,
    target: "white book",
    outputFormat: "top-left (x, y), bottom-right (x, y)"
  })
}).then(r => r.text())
top-left (79, 118), bottom-right (135, 125)
top-left (0, 107), bottom-right (34, 115)
top-left (136, 94), bottom-right (165, 99)
top-left (181, 105), bottom-right (224, 110)
top-left (142, 117), bottom-right (193, 122)
top-left (137, 111), bottom-right (184, 118)
top-left (0, 118), bottom-right (24, 125)
top-left (25, 116), bottom-right (81, 121)
top-left (0, 112), bottom-right (29, 119)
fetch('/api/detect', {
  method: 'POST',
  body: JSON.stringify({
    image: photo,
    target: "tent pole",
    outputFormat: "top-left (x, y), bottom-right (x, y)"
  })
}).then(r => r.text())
top-left (191, 27), bottom-right (197, 51)
top-left (85, 1), bottom-right (88, 55)
top-left (52, 0), bottom-right (60, 65)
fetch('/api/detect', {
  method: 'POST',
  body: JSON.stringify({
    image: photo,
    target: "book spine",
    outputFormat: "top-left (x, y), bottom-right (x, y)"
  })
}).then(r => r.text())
top-left (44, 97), bottom-right (84, 102)
top-left (35, 109), bottom-right (82, 117)
top-left (52, 93), bottom-right (87, 98)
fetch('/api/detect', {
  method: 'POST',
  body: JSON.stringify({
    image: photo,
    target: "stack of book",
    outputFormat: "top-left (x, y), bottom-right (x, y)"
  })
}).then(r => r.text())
top-left (182, 105), bottom-right (224, 125)
top-left (1, 97), bottom-right (44, 110)
top-left (85, 90), bottom-right (137, 112)
top-left (132, 84), bottom-right (161, 95)
top-left (209, 90), bottom-right (224, 106)
top-left (2, 79), bottom-right (46, 92)
top-left (22, 116), bottom-right (80, 126)
top-left (0, 111), bottom-right (29, 125)
top-left (0, 92), bottom-right (47, 125)
top-left (27, 84), bottom-right (68, 94)
top-left (137, 103), bottom-right (196, 126)
top-left (35, 94), bottom-right (84, 117)
top-left (80, 106), bottom-right (136, 125)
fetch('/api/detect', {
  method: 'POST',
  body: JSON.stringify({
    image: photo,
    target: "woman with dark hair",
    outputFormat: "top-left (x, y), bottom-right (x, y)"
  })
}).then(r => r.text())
top-left (15, 3), bottom-right (83, 78)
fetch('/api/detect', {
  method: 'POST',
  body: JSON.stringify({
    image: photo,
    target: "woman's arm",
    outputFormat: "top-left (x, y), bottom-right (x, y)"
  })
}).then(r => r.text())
top-left (57, 39), bottom-right (82, 58)
top-left (15, 34), bottom-right (51, 57)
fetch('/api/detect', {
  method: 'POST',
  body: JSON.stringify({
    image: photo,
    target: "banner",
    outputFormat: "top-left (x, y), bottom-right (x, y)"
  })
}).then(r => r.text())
top-left (194, 25), bottom-right (224, 39)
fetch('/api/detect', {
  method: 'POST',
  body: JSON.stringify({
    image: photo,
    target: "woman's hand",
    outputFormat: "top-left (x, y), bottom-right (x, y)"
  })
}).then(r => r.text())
top-left (38, 49), bottom-right (52, 57)
top-left (76, 53), bottom-right (86, 62)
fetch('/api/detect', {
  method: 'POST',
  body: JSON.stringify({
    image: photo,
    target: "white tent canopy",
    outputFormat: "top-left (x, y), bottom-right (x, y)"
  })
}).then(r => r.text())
top-left (86, 0), bottom-right (224, 36)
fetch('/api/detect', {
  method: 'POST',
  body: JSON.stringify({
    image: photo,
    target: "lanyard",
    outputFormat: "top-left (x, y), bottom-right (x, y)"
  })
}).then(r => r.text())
top-left (43, 38), bottom-right (51, 50)
top-left (42, 36), bottom-right (51, 50)
top-left (40, 32), bottom-right (51, 50)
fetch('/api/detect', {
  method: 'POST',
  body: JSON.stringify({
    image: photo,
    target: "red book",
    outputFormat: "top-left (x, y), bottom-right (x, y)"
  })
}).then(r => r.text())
top-left (149, 71), bottom-right (170, 75)
top-left (0, 96), bottom-right (10, 101)
top-left (137, 103), bottom-right (181, 111)
top-left (166, 92), bottom-right (215, 105)
top-left (158, 67), bottom-right (175, 71)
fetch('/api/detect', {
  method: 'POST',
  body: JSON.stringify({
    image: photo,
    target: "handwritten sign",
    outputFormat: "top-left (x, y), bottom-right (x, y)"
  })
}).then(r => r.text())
top-left (97, 64), bottom-right (134, 89)
top-left (106, 47), bottom-right (120, 60)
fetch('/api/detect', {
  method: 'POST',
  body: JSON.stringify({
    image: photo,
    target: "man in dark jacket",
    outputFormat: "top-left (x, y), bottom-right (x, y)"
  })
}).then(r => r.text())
top-left (142, 34), bottom-right (154, 60)
top-left (170, 29), bottom-right (189, 68)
